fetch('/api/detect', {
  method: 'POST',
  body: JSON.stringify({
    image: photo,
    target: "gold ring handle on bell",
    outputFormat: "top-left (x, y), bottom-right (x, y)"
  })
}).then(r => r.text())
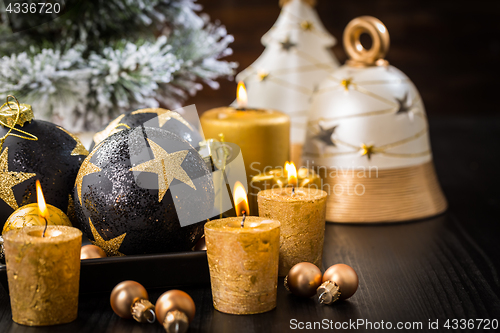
top-left (343, 16), bottom-right (390, 67)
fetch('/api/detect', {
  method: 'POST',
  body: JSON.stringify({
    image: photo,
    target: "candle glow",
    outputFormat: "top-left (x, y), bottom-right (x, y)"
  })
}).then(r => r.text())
top-left (36, 180), bottom-right (48, 219)
top-left (236, 81), bottom-right (248, 109)
top-left (285, 162), bottom-right (298, 188)
top-left (233, 181), bottom-right (250, 217)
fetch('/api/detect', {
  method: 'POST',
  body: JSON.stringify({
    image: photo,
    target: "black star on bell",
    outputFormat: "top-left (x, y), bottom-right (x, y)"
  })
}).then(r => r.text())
top-left (313, 124), bottom-right (337, 147)
top-left (396, 92), bottom-right (414, 115)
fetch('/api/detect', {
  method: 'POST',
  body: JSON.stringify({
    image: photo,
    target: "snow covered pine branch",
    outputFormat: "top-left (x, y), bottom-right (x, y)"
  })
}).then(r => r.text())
top-left (0, 0), bottom-right (237, 131)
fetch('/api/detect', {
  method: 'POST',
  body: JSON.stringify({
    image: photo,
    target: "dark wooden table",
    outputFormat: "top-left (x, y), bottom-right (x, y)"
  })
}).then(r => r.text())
top-left (1, 116), bottom-right (499, 332)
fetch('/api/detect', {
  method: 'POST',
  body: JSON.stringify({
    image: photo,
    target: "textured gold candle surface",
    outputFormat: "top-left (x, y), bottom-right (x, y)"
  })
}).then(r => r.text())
top-left (258, 188), bottom-right (327, 276)
top-left (3, 225), bottom-right (82, 326)
top-left (200, 107), bottom-right (290, 215)
top-left (3, 203), bottom-right (72, 234)
top-left (204, 217), bottom-right (280, 315)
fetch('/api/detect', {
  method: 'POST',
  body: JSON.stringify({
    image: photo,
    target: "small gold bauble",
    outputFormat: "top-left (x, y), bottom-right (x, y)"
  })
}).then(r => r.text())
top-left (80, 244), bottom-right (107, 259)
top-left (155, 290), bottom-right (195, 333)
top-left (110, 281), bottom-right (149, 319)
top-left (322, 264), bottom-right (359, 300)
top-left (285, 262), bottom-right (322, 298)
top-left (3, 203), bottom-right (72, 234)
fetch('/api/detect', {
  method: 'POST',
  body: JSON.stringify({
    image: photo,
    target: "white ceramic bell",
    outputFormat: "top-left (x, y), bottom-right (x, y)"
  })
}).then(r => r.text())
top-left (303, 16), bottom-right (447, 223)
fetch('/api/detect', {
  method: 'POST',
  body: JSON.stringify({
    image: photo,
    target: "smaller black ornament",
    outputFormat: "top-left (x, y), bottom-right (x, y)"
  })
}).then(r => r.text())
top-left (90, 108), bottom-right (203, 151)
top-left (74, 127), bottom-right (215, 255)
top-left (0, 101), bottom-right (87, 225)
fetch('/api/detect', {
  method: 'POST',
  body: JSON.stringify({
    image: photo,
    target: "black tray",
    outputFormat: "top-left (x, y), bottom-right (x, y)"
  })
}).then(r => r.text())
top-left (0, 250), bottom-right (210, 294)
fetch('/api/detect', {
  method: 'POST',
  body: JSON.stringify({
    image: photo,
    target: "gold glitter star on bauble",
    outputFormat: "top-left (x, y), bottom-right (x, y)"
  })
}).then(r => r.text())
top-left (57, 126), bottom-right (89, 156)
top-left (75, 145), bottom-right (102, 205)
top-left (0, 147), bottom-right (36, 210)
top-left (280, 36), bottom-right (297, 51)
top-left (360, 144), bottom-right (375, 160)
top-left (132, 108), bottom-right (194, 130)
top-left (313, 124), bottom-right (337, 147)
top-left (88, 218), bottom-right (126, 257)
top-left (130, 139), bottom-right (196, 202)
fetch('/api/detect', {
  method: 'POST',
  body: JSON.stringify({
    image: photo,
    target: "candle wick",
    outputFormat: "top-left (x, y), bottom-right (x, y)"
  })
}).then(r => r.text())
top-left (292, 186), bottom-right (295, 195)
top-left (241, 211), bottom-right (246, 228)
top-left (41, 216), bottom-right (47, 238)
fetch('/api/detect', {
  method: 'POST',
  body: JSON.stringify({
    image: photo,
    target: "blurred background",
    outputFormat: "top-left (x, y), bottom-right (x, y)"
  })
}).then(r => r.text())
top-left (188, 0), bottom-right (500, 117)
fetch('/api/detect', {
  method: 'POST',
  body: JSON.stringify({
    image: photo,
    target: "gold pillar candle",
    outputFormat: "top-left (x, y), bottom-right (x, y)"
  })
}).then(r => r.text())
top-left (200, 83), bottom-right (290, 215)
top-left (250, 166), bottom-right (322, 215)
top-left (3, 203), bottom-right (72, 234)
top-left (258, 187), bottom-right (327, 276)
top-left (291, 143), bottom-right (303, 168)
top-left (200, 107), bottom-right (290, 176)
top-left (3, 225), bottom-right (82, 326)
top-left (204, 217), bottom-right (280, 315)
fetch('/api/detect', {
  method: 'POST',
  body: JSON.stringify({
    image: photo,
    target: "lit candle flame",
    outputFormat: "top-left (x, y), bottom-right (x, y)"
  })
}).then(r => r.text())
top-left (36, 180), bottom-right (48, 219)
top-left (285, 162), bottom-right (298, 188)
top-left (236, 81), bottom-right (248, 109)
top-left (233, 181), bottom-right (250, 217)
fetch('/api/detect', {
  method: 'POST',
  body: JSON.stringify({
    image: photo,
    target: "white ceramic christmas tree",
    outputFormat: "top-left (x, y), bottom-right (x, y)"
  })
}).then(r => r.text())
top-left (236, 0), bottom-right (339, 165)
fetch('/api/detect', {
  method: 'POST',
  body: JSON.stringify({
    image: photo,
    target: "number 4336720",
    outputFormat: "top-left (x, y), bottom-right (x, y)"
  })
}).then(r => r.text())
top-left (5, 2), bottom-right (61, 14)
top-left (444, 318), bottom-right (498, 330)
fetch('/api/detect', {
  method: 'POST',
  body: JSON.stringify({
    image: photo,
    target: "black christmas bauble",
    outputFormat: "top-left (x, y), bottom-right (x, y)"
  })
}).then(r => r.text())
top-left (90, 108), bottom-right (203, 151)
top-left (74, 126), bottom-right (214, 256)
top-left (0, 103), bottom-right (87, 225)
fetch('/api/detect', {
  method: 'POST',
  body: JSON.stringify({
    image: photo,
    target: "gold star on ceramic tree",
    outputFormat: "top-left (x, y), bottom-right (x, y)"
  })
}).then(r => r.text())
top-left (0, 148), bottom-right (36, 210)
top-left (130, 139), bottom-right (196, 202)
top-left (360, 144), bottom-right (375, 160)
top-left (258, 72), bottom-right (270, 81)
top-left (313, 124), bottom-right (337, 147)
top-left (57, 127), bottom-right (89, 156)
top-left (88, 218), bottom-right (126, 257)
top-left (280, 36), bottom-right (297, 51)
top-left (132, 109), bottom-right (194, 130)
top-left (341, 78), bottom-right (353, 91)
top-left (300, 20), bottom-right (314, 31)
top-left (75, 146), bottom-right (102, 205)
